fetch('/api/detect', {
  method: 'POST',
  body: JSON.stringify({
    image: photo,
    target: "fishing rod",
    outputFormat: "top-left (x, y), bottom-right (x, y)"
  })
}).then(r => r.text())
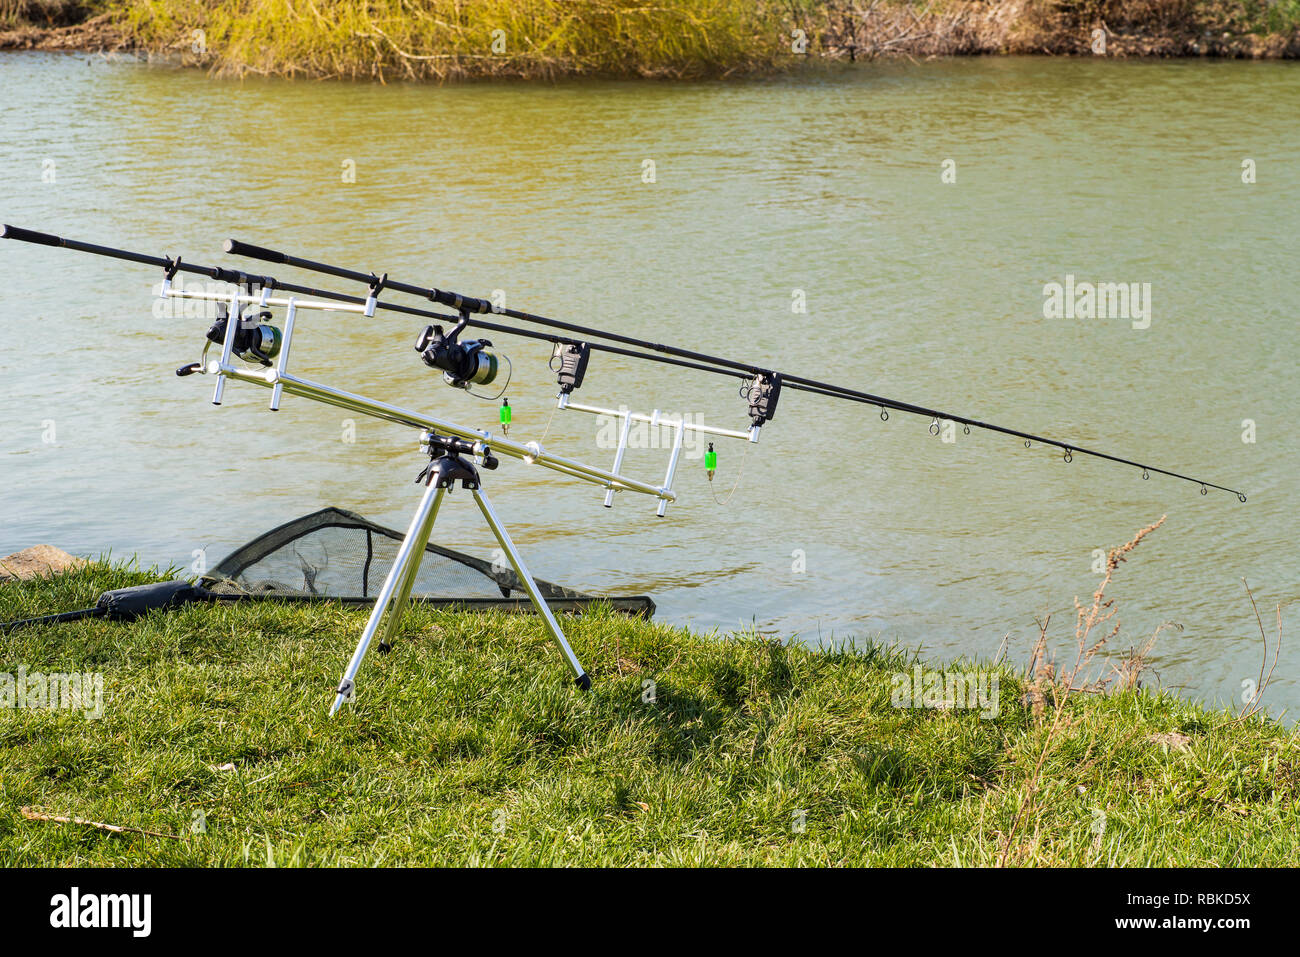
top-left (220, 236), bottom-right (1248, 502)
top-left (0, 224), bottom-right (1246, 499)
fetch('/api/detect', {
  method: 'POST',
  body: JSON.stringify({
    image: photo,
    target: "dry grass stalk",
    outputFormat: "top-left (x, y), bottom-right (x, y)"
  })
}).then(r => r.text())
top-left (1235, 579), bottom-right (1286, 722)
top-left (1001, 515), bottom-right (1166, 866)
top-left (20, 806), bottom-right (185, 840)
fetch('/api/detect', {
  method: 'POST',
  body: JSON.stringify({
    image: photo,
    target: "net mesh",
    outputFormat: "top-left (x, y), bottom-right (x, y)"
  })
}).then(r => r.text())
top-left (200, 507), bottom-right (586, 602)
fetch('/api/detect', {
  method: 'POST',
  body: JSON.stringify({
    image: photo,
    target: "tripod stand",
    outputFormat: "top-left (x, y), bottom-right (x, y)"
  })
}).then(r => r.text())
top-left (330, 433), bottom-right (590, 716)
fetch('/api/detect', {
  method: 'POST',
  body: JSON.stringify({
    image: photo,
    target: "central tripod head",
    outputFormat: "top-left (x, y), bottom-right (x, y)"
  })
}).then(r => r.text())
top-left (422, 432), bottom-right (498, 468)
top-left (416, 432), bottom-right (499, 489)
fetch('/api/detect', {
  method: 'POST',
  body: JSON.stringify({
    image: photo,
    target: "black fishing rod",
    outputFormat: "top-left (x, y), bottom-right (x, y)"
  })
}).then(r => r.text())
top-left (0, 225), bottom-right (1246, 500)
top-left (221, 236), bottom-right (1248, 502)
top-left (0, 225), bottom-right (750, 386)
top-left (0, 224), bottom-right (465, 324)
top-left (223, 238), bottom-right (767, 378)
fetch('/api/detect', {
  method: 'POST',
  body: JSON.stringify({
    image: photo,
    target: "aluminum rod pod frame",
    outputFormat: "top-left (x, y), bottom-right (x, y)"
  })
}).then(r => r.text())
top-left (169, 283), bottom-right (676, 505)
top-left (330, 454), bottom-right (591, 717)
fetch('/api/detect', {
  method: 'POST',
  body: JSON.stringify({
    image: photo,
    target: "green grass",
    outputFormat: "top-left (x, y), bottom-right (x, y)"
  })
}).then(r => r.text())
top-left (1, 561), bottom-right (1297, 866)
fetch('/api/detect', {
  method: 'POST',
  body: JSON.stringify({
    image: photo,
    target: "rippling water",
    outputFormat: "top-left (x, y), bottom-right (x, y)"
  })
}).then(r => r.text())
top-left (1, 52), bottom-right (1296, 714)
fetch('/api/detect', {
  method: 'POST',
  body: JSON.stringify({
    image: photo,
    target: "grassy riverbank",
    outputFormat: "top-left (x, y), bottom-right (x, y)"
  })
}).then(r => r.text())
top-left (2, 0), bottom-right (1299, 75)
top-left (1, 559), bottom-right (1296, 866)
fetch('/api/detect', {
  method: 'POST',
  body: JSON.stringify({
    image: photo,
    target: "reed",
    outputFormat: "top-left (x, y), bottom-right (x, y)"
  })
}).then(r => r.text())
top-left (1000, 517), bottom-right (1289, 865)
top-left (820, 0), bottom-right (1300, 59)
top-left (117, 0), bottom-right (806, 80)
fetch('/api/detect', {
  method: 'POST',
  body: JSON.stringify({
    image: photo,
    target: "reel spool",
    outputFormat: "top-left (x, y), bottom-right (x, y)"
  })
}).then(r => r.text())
top-left (205, 305), bottom-right (282, 365)
top-left (415, 315), bottom-right (500, 390)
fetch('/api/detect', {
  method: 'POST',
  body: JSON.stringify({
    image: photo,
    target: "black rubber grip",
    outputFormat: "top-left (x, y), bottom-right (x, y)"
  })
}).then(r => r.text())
top-left (2, 224), bottom-right (61, 247)
top-left (223, 238), bottom-right (288, 264)
top-left (204, 266), bottom-right (276, 291)
top-left (432, 289), bottom-right (493, 314)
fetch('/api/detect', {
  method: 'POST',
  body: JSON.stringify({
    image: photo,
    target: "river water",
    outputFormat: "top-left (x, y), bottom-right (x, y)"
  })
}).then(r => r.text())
top-left (1, 52), bottom-right (1296, 715)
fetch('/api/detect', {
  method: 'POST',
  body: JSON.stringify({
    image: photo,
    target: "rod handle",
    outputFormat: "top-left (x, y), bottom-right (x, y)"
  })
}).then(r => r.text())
top-left (2, 224), bottom-right (62, 247)
top-left (432, 289), bottom-right (494, 314)
top-left (223, 238), bottom-right (288, 264)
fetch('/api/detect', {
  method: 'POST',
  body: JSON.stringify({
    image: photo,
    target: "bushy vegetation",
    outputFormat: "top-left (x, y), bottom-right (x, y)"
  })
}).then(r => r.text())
top-left (116, 0), bottom-right (800, 79)
top-left (1020, 0), bottom-right (1300, 51)
top-left (0, 0), bottom-right (95, 28)
top-left (6, 0), bottom-right (1298, 70)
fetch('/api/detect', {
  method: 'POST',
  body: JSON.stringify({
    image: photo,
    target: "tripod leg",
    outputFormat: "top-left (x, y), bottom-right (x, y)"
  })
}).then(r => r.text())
top-left (471, 488), bottom-right (591, 689)
top-left (378, 484), bottom-right (445, 653)
top-left (329, 483), bottom-right (446, 716)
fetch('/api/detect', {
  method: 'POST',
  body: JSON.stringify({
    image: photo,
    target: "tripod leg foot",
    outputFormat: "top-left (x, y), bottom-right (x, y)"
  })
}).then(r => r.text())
top-left (576, 673), bottom-right (592, 691)
top-left (472, 488), bottom-right (589, 684)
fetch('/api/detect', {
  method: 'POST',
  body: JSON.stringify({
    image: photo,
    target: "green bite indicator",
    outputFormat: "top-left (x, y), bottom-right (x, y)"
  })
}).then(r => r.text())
top-left (500, 398), bottom-right (511, 435)
top-left (705, 442), bottom-right (717, 481)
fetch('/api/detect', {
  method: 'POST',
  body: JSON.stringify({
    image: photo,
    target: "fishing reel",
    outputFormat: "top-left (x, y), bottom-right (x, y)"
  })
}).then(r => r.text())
top-left (415, 314), bottom-right (501, 390)
top-left (204, 303), bottom-right (282, 365)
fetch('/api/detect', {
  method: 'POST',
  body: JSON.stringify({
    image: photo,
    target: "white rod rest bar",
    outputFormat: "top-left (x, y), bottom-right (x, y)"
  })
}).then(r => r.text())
top-left (559, 395), bottom-right (758, 443)
top-left (210, 362), bottom-right (671, 501)
top-left (604, 412), bottom-right (634, 508)
top-left (657, 424), bottom-right (685, 518)
top-left (270, 297), bottom-right (297, 411)
top-left (211, 288), bottom-right (241, 406)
